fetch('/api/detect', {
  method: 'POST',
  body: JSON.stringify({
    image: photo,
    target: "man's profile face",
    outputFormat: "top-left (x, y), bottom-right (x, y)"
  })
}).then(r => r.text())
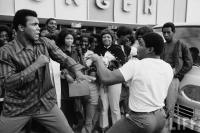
top-left (162, 27), bottom-right (174, 42)
top-left (47, 19), bottom-right (57, 33)
top-left (24, 16), bottom-right (40, 41)
top-left (118, 34), bottom-right (131, 46)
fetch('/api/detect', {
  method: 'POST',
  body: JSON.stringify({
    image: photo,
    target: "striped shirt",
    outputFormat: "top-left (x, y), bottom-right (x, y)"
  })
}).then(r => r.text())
top-left (0, 37), bottom-right (83, 116)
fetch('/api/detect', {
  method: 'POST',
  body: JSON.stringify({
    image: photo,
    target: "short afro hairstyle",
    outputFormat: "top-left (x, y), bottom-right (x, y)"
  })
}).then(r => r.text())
top-left (135, 26), bottom-right (153, 39)
top-left (142, 32), bottom-right (164, 55)
top-left (45, 18), bottom-right (56, 25)
top-left (116, 26), bottom-right (132, 38)
top-left (13, 9), bottom-right (37, 31)
top-left (162, 22), bottom-right (175, 33)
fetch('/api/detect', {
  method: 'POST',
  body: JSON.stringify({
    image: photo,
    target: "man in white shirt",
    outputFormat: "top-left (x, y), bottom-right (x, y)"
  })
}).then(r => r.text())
top-left (89, 32), bottom-right (173, 133)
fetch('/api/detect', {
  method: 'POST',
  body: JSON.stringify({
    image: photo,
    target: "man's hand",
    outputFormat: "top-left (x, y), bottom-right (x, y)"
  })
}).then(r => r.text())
top-left (35, 55), bottom-right (50, 68)
top-left (75, 71), bottom-right (96, 82)
top-left (87, 53), bottom-right (101, 62)
top-left (61, 69), bottom-right (74, 83)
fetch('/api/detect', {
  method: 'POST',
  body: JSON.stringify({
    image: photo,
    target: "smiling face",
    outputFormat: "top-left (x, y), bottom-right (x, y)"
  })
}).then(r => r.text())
top-left (47, 19), bottom-right (57, 33)
top-left (23, 16), bottom-right (40, 42)
top-left (0, 31), bottom-right (9, 44)
top-left (102, 33), bottom-right (112, 47)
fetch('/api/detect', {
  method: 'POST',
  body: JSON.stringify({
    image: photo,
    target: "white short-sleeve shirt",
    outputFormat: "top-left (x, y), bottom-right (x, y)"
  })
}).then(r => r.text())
top-left (119, 58), bottom-right (173, 112)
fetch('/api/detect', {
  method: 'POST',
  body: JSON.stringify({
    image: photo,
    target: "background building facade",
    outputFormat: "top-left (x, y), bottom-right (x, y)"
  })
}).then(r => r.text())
top-left (0, 0), bottom-right (199, 28)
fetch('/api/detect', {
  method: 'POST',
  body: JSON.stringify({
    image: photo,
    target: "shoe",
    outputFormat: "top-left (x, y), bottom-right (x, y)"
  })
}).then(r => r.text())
top-left (93, 126), bottom-right (109, 133)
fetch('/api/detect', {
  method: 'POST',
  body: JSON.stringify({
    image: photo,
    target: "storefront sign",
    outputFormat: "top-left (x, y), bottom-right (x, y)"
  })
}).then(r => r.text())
top-left (0, 0), bottom-right (188, 25)
top-left (122, 0), bottom-right (133, 12)
top-left (96, 0), bottom-right (110, 9)
top-left (30, 0), bottom-right (154, 16)
top-left (65, 0), bottom-right (80, 6)
top-left (143, 0), bottom-right (153, 14)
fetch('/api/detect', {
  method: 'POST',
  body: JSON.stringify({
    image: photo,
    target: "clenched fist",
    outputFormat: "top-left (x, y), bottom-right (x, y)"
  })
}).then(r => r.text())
top-left (35, 54), bottom-right (50, 68)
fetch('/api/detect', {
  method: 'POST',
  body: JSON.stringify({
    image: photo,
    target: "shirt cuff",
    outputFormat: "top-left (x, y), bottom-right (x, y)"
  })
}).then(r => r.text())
top-left (63, 57), bottom-right (85, 72)
top-left (70, 64), bottom-right (85, 72)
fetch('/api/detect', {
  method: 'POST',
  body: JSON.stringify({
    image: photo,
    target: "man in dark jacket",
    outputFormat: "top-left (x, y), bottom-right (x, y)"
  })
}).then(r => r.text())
top-left (161, 22), bottom-right (193, 133)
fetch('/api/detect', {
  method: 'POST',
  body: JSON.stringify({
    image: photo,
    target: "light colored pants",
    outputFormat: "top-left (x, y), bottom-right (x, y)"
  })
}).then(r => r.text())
top-left (99, 83), bottom-right (122, 128)
top-left (0, 105), bottom-right (73, 133)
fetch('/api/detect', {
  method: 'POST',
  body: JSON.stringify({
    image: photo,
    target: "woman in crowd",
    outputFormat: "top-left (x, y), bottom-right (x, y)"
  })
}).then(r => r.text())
top-left (94, 29), bottom-right (126, 132)
top-left (56, 28), bottom-right (84, 128)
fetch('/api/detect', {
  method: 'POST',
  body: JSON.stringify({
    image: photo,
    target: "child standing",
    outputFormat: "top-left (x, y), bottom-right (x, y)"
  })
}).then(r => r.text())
top-left (82, 67), bottom-right (100, 133)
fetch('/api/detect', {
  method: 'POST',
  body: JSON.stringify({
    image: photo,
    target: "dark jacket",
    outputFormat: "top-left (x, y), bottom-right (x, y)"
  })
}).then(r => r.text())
top-left (121, 44), bottom-right (131, 61)
top-left (161, 40), bottom-right (193, 80)
top-left (122, 44), bottom-right (131, 58)
top-left (94, 44), bottom-right (126, 69)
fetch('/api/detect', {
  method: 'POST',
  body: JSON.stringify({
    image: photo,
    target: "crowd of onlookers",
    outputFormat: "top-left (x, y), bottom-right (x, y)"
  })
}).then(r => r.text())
top-left (0, 12), bottom-right (200, 133)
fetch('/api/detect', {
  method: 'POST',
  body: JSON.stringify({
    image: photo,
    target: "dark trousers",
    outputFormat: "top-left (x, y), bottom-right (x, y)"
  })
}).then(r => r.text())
top-left (61, 98), bottom-right (78, 127)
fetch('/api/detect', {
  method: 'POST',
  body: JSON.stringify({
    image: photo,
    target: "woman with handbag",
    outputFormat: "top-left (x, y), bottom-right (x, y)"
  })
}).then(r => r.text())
top-left (56, 29), bottom-right (85, 129)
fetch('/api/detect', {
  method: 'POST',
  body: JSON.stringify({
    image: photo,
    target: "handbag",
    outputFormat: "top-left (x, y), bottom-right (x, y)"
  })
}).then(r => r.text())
top-left (69, 80), bottom-right (90, 97)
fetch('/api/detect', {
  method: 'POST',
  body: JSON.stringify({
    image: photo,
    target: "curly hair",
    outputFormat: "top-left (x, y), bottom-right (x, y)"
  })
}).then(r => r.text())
top-left (56, 28), bottom-right (75, 48)
top-left (100, 28), bottom-right (115, 44)
top-left (45, 18), bottom-right (56, 25)
top-left (135, 26), bottom-right (153, 39)
top-left (162, 22), bottom-right (175, 33)
top-left (142, 32), bottom-right (164, 55)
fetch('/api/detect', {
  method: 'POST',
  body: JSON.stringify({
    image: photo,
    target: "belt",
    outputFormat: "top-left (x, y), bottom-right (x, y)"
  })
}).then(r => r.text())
top-left (129, 108), bottom-right (163, 115)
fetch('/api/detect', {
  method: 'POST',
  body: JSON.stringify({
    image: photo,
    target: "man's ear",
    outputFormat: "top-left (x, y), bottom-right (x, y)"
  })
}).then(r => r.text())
top-left (18, 24), bottom-right (25, 32)
top-left (148, 47), bottom-right (154, 53)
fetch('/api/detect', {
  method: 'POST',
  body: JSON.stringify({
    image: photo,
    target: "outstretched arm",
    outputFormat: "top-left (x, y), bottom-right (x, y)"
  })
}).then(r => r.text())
top-left (90, 54), bottom-right (125, 85)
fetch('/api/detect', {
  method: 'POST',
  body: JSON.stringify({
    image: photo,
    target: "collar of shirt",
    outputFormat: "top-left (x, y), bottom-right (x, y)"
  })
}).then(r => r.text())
top-left (14, 38), bottom-right (42, 54)
top-left (104, 45), bottom-right (111, 49)
top-left (121, 45), bottom-right (125, 53)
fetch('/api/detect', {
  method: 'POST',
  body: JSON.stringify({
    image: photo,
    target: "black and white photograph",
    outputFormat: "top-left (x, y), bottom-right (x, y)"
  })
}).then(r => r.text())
top-left (0, 0), bottom-right (200, 133)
